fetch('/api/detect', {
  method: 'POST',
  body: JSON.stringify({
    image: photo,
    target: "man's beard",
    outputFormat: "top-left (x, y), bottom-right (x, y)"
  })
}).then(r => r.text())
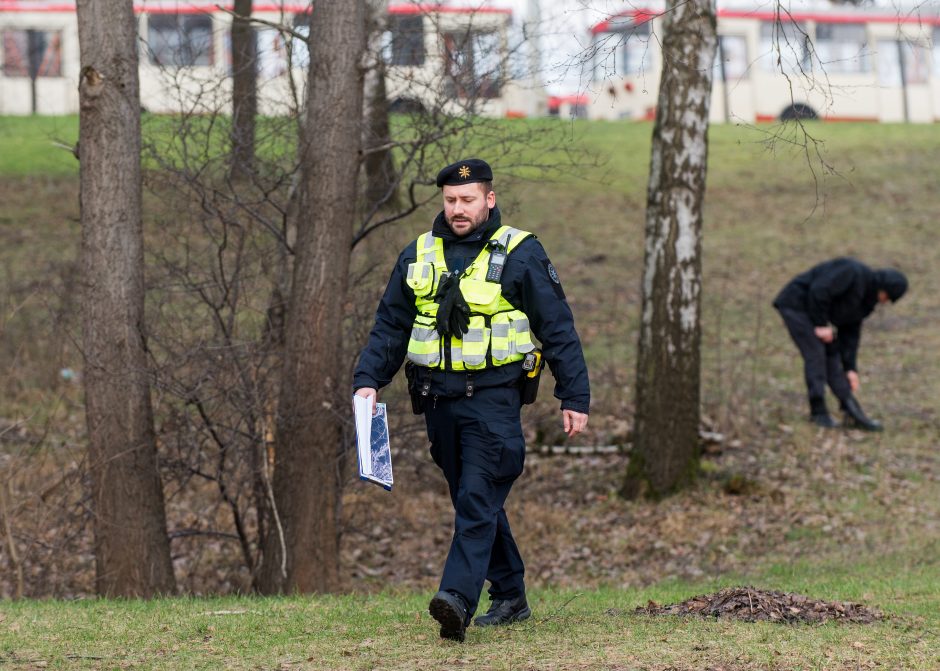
top-left (446, 209), bottom-right (489, 235)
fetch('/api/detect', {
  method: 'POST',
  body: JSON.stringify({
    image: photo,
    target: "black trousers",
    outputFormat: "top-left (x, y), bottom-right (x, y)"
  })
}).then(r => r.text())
top-left (423, 385), bottom-right (526, 615)
top-left (777, 307), bottom-right (852, 412)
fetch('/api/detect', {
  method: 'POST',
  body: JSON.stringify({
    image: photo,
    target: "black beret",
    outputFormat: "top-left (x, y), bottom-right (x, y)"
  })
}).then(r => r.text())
top-left (436, 158), bottom-right (493, 187)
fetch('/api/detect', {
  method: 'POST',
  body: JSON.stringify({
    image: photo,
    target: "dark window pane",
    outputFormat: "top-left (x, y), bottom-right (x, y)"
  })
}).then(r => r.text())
top-left (2, 29), bottom-right (62, 77)
top-left (387, 14), bottom-right (424, 66)
top-left (148, 13), bottom-right (214, 67)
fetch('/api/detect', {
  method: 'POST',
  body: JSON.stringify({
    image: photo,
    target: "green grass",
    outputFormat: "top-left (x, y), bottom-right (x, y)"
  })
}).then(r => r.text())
top-left (0, 116), bottom-right (79, 176)
top-left (2, 547), bottom-right (937, 670)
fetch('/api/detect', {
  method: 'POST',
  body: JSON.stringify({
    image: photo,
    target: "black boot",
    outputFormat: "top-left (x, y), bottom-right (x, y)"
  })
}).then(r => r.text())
top-left (809, 397), bottom-right (838, 429)
top-left (473, 594), bottom-right (531, 627)
top-left (429, 590), bottom-right (470, 642)
top-left (841, 396), bottom-right (883, 432)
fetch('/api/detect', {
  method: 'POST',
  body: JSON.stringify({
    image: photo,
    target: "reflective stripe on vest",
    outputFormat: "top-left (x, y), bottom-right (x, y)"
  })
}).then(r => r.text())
top-left (407, 314), bottom-right (440, 367)
top-left (404, 225), bottom-right (536, 370)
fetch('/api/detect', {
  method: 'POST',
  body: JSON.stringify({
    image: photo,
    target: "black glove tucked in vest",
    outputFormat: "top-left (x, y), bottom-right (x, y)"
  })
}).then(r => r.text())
top-left (434, 273), bottom-right (470, 337)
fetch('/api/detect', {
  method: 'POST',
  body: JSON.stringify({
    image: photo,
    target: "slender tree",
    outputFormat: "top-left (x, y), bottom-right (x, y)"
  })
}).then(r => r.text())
top-left (258, 0), bottom-right (366, 594)
top-left (230, 0), bottom-right (257, 179)
top-left (362, 0), bottom-right (398, 214)
top-left (76, 0), bottom-right (176, 595)
top-left (622, 0), bottom-right (718, 500)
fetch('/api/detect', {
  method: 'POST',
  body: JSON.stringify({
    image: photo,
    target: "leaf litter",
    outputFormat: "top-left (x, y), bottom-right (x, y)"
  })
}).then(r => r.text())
top-left (634, 586), bottom-right (884, 624)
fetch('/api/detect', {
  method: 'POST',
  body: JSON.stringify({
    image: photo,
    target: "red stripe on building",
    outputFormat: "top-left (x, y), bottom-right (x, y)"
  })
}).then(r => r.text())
top-left (592, 6), bottom-right (940, 33)
top-left (0, 1), bottom-right (511, 14)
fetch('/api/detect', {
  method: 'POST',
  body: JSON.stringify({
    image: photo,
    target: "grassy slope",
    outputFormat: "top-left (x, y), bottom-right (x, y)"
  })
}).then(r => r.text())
top-left (1, 117), bottom-right (939, 669)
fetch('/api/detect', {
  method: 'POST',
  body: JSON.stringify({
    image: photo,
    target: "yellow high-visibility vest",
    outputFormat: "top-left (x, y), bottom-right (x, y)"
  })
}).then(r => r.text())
top-left (405, 225), bottom-right (536, 370)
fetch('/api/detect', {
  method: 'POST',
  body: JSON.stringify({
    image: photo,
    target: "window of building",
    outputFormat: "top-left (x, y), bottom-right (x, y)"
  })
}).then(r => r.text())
top-left (878, 38), bottom-right (931, 86)
top-left (932, 27), bottom-right (940, 77)
top-left (713, 34), bottom-right (748, 81)
top-left (815, 22), bottom-right (869, 74)
top-left (901, 40), bottom-right (930, 84)
top-left (2, 29), bottom-right (63, 77)
top-left (619, 20), bottom-right (654, 76)
top-left (590, 19), bottom-right (654, 81)
top-left (256, 28), bottom-right (288, 79)
top-left (147, 13), bottom-right (214, 67)
top-left (384, 14), bottom-right (425, 66)
top-left (222, 27), bottom-right (287, 80)
top-left (443, 30), bottom-right (503, 99)
top-left (590, 31), bottom-right (618, 81)
top-left (290, 14), bottom-right (311, 69)
top-left (760, 19), bottom-right (810, 75)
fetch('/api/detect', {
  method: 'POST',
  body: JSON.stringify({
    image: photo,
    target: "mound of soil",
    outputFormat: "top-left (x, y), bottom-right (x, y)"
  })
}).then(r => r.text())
top-left (635, 587), bottom-right (884, 624)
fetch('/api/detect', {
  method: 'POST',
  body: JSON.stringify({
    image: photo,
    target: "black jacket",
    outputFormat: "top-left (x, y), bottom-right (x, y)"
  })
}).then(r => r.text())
top-left (353, 207), bottom-right (590, 413)
top-left (773, 257), bottom-right (880, 372)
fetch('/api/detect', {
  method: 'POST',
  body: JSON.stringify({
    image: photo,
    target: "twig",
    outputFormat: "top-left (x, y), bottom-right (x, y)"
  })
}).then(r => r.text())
top-left (525, 592), bottom-right (584, 628)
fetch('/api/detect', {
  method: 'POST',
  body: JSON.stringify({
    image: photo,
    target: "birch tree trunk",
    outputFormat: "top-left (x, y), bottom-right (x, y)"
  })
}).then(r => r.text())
top-left (76, 0), bottom-right (176, 596)
top-left (623, 0), bottom-right (718, 500)
top-left (257, 0), bottom-right (365, 594)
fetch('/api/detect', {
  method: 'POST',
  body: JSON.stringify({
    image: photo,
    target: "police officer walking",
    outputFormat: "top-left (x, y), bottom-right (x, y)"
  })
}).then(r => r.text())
top-left (353, 159), bottom-right (590, 642)
top-left (773, 257), bottom-right (907, 430)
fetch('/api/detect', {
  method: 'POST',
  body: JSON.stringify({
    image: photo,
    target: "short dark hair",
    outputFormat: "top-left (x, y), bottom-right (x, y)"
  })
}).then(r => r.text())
top-left (479, 180), bottom-right (493, 195)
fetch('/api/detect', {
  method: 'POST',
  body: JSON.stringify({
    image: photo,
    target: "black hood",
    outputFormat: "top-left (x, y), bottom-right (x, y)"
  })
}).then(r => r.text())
top-left (875, 268), bottom-right (908, 302)
top-left (432, 206), bottom-right (502, 243)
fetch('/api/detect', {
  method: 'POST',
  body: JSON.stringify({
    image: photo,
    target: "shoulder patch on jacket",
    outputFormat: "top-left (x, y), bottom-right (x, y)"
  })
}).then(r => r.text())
top-left (542, 258), bottom-right (566, 299)
top-left (547, 263), bottom-right (560, 284)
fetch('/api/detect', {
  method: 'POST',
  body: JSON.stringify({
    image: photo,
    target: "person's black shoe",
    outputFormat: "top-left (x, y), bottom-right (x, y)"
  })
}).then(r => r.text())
top-left (473, 595), bottom-right (531, 627)
top-left (810, 412), bottom-right (839, 428)
top-left (841, 396), bottom-right (883, 432)
top-left (429, 590), bottom-right (470, 642)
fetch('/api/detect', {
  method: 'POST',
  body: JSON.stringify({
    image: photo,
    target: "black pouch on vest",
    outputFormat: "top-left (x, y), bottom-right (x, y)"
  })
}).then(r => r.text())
top-left (405, 361), bottom-right (430, 415)
top-left (519, 350), bottom-right (544, 405)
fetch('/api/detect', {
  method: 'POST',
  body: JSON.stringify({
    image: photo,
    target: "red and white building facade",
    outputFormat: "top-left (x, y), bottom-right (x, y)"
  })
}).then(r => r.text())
top-left (586, 1), bottom-right (940, 123)
top-left (0, 1), bottom-right (545, 117)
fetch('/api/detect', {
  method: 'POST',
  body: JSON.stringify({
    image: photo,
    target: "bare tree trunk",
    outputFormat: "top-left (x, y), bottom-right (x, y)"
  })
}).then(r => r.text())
top-left (76, 0), bottom-right (176, 596)
top-left (363, 60), bottom-right (398, 212)
top-left (622, 0), bottom-right (717, 500)
top-left (230, 0), bottom-right (257, 179)
top-left (362, 0), bottom-right (398, 212)
top-left (257, 0), bottom-right (365, 594)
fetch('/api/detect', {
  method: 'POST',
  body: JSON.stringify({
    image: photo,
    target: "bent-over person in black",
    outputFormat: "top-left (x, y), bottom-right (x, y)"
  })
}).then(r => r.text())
top-left (773, 257), bottom-right (907, 430)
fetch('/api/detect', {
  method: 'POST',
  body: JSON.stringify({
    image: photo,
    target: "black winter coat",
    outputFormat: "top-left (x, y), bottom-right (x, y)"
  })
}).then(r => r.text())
top-left (773, 257), bottom-right (880, 372)
top-left (353, 207), bottom-right (590, 413)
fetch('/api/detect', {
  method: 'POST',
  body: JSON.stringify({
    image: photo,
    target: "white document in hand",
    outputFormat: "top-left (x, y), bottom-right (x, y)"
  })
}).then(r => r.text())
top-left (352, 395), bottom-right (393, 491)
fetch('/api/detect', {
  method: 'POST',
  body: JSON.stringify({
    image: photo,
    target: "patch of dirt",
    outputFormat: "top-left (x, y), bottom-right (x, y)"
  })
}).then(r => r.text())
top-left (634, 586), bottom-right (884, 624)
